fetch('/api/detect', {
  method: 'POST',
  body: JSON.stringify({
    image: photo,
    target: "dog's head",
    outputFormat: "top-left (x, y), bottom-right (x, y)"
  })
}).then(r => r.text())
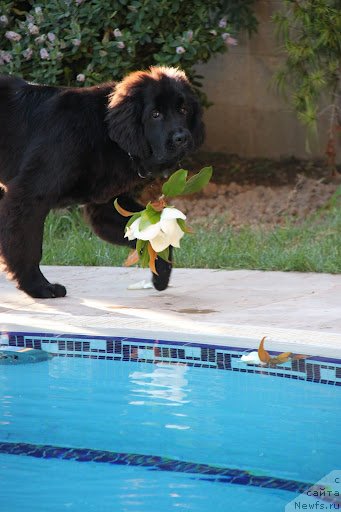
top-left (107, 66), bottom-right (205, 176)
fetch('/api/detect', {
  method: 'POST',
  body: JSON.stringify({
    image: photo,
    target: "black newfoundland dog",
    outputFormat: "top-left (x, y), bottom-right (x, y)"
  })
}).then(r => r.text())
top-left (0, 66), bottom-right (204, 298)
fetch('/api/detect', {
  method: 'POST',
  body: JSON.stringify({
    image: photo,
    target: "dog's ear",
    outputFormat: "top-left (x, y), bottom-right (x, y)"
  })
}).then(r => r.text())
top-left (187, 91), bottom-right (205, 149)
top-left (107, 73), bottom-right (150, 159)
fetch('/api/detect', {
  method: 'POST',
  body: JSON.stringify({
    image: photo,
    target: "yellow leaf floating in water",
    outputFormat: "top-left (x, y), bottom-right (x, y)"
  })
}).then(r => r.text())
top-left (254, 337), bottom-right (310, 367)
top-left (258, 337), bottom-right (271, 363)
top-left (270, 352), bottom-right (292, 365)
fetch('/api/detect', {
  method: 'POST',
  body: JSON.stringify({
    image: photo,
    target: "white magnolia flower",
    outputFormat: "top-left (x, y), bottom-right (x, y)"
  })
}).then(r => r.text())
top-left (240, 351), bottom-right (266, 365)
top-left (125, 207), bottom-right (186, 253)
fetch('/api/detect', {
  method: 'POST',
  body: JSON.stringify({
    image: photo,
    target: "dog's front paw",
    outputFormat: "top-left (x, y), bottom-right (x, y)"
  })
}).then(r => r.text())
top-left (20, 282), bottom-right (67, 298)
top-left (152, 252), bottom-right (172, 291)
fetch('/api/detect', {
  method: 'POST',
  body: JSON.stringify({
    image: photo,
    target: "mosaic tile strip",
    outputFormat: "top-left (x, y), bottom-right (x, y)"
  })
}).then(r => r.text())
top-left (2, 331), bottom-right (341, 386)
top-left (0, 441), bottom-right (312, 495)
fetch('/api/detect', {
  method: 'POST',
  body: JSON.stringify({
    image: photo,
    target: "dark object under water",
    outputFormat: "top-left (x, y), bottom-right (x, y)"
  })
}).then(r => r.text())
top-left (0, 346), bottom-right (52, 364)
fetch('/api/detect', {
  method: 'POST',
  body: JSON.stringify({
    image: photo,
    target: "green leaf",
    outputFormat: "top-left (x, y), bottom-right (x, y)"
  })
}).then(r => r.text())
top-left (139, 242), bottom-right (150, 268)
top-left (162, 169), bottom-right (188, 197)
top-left (177, 218), bottom-right (193, 234)
top-left (138, 204), bottom-right (161, 231)
top-left (145, 203), bottom-right (161, 223)
top-left (12, 8), bottom-right (27, 15)
top-left (139, 210), bottom-right (153, 231)
top-left (136, 239), bottom-right (147, 255)
top-left (157, 247), bottom-right (170, 261)
top-left (181, 166), bottom-right (213, 195)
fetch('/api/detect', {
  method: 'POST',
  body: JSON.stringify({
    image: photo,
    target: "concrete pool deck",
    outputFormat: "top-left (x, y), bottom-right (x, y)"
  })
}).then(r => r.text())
top-left (0, 266), bottom-right (340, 358)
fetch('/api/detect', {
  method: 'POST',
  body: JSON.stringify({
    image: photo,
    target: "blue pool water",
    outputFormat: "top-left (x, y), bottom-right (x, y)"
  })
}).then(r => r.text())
top-left (0, 356), bottom-right (340, 511)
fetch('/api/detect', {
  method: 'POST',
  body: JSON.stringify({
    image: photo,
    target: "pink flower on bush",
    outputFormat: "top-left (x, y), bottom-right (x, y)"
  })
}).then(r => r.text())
top-left (186, 30), bottom-right (193, 42)
top-left (117, 41), bottom-right (125, 49)
top-left (76, 73), bottom-right (85, 82)
top-left (72, 38), bottom-right (81, 47)
top-left (218, 18), bottom-right (227, 28)
top-left (5, 31), bottom-right (22, 42)
top-left (226, 37), bottom-right (238, 46)
top-left (35, 35), bottom-right (46, 44)
top-left (221, 33), bottom-right (238, 46)
top-left (0, 15), bottom-right (9, 27)
top-left (22, 48), bottom-right (33, 60)
top-left (47, 32), bottom-right (56, 43)
top-left (0, 50), bottom-right (12, 65)
top-left (28, 23), bottom-right (39, 35)
top-left (40, 48), bottom-right (49, 60)
top-left (114, 28), bottom-right (122, 38)
top-left (176, 46), bottom-right (185, 54)
top-left (226, 36), bottom-right (238, 46)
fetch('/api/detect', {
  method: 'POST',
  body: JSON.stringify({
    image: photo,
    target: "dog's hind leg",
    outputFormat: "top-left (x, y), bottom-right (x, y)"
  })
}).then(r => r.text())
top-left (0, 186), bottom-right (66, 298)
top-left (84, 196), bottom-right (173, 291)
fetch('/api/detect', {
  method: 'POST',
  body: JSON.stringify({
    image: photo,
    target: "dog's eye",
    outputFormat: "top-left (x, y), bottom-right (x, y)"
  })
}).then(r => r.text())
top-left (152, 110), bottom-right (161, 119)
top-left (179, 106), bottom-right (187, 115)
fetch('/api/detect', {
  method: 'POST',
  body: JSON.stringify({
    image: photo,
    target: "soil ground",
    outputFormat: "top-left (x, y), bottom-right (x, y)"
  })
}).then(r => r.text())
top-left (139, 152), bottom-right (340, 227)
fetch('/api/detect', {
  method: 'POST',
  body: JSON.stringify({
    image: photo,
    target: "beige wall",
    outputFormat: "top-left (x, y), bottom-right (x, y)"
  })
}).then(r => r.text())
top-left (197, 0), bottom-right (339, 161)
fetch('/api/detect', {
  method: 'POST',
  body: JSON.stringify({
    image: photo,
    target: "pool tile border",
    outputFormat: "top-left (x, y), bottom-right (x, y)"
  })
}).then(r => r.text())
top-left (0, 441), bottom-right (313, 496)
top-left (1, 331), bottom-right (341, 386)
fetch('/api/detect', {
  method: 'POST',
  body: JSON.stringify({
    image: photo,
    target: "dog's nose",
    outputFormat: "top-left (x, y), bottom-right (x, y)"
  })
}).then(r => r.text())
top-left (172, 131), bottom-right (188, 147)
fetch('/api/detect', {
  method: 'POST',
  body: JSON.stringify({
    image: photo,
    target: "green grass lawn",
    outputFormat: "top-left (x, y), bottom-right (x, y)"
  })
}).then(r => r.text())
top-left (42, 191), bottom-right (341, 274)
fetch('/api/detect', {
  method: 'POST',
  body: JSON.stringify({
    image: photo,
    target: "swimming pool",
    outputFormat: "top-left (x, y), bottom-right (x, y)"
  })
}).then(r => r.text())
top-left (0, 332), bottom-right (340, 511)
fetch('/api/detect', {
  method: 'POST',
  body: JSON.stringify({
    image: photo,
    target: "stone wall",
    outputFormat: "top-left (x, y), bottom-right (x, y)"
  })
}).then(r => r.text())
top-left (197, 0), bottom-right (339, 161)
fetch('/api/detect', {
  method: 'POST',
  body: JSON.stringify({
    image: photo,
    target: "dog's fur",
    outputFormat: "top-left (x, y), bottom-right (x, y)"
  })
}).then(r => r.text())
top-left (0, 67), bottom-right (204, 298)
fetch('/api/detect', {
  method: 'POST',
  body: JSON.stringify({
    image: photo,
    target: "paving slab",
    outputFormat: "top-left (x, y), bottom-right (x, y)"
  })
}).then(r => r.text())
top-left (0, 266), bottom-right (340, 357)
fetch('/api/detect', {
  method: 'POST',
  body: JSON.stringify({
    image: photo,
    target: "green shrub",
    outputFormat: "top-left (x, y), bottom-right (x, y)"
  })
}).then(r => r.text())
top-left (273, 1), bottom-right (341, 163)
top-left (0, 0), bottom-right (257, 94)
